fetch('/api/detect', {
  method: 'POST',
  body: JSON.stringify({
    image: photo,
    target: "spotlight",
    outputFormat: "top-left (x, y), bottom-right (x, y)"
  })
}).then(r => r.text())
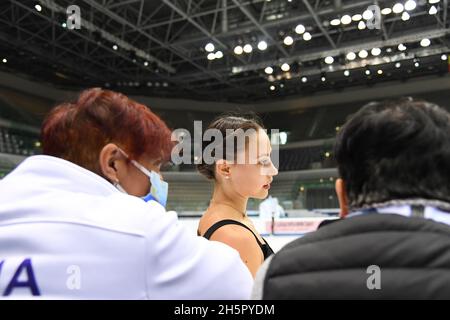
top-left (358, 50), bottom-right (368, 58)
top-left (207, 53), bottom-right (215, 60)
top-left (341, 15), bottom-right (352, 25)
top-left (281, 63), bottom-right (290, 72)
top-left (352, 14), bottom-right (362, 21)
top-left (365, 69), bottom-right (371, 75)
top-left (395, 62), bottom-right (401, 68)
top-left (324, 56), bottom-right (334, 64)
top-left (243, 44), bottom-right (253, 53)
top-left (301, 76), bottom-right (308, 83)
top-left (363, 10), bottom-right (374, 20)
top-left (393, 3), bottom-right (404, 14)
top-left (2, 58), bottom-right (7, 63)
top-left (112, 45), bottom-right (118, 50)
top-left (358, 21), bottom-right (366, 30)
top-left (414, 61), bottom-right (420, 67)
top-left (344, 70), bottom-right (350, 76)
top-left (429, 0), bottom-right (440, 3)
top-left (144, 61), bottom-right (149, 66)
top-left (303, 32), bottom-right (312, 41)
top-left (265, 66), bottom-right (274, 74)
top-left (420, 38), bottom-right (431, 47)
top-left (205, 43), bottom-right (215, 52)
top-left (371, 48), bottom-right (381, 56)
top-left (321, 76), bottom-right (326, 82)
top-left (346, 52), bottom-right (356, 60)
top-left (401, 12), bottom-right (410, 21)
top-left (381, 8), bottom-right (392, 15)
top-left (283, 36), bottom-right (294, 46)
top-left (429, 5), bottom-right (438, 14)
top-left (441, 54), bottom-right (448, 61)
top-left (35, 4), bottom-right (42, 12)
top-left (258, 41), bottom-right (268, 51)
top-left (295, 24), bottom-right (305, 34)
top-left (234, 45), bottom-right (243, 55)
top-left (377, 69), bottom-right (383, 75)
top-left (215, 51), bottom-right (223, 59)
top-left (404, 0), bottom-right (416, 11)
top-left (398, 43), bottom-right (407, 51)
top-left (330, 19), bottom-right (341, 26)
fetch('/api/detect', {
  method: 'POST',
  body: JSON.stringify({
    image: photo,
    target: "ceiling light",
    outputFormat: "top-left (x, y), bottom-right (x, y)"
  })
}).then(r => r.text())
top-left (371, 48), bottom-right (381, 56)
top-left (321, 76), bottom-right (326, 82)
top-left (365, 69), bottom-right (371, 75)
top-left (344, 70), bottom-right (350, 76)
top-left (295, 24), bottom-right (305, 34)
top-left (301, 77), bottom-right (308, 83)
top-left (34, 4), bottom-right (42, 12)
top-left (283, 36), bottom-right (294, 46)
top-left (363, 10), bottom-right (374, 20)
top-left (358, 21), bottom-right (366, 30)
top-left (393, 3), bottom-right (404, 14)
top-left (303, 32), bottom-right (312, 41)
top-left (352, 14), bottom-right (362, 21)
top-left (404, 0), bottom-right (417, 11)
top-left (401, 11), bottom-right (410, 20)
top-left (215, 51), bottom-right (223, 59)
top-left (358, 50), bottom-right (368, 58)
top-left (398, 43), bottom-right (406, 51)
top-left (441, 54), bottom-right (448, 61)
top-left (414, 61), bottom-right (420, 67)
top-left (324, 56), bottom-right (334, 64)
top-left (377, 69), bottom-right (383, 75)
top-left (330, 19), bottom-right (341, 26)
top-left (395, 62), bottom-right (401, 68)
top-left (281, 63), bottom-right (290, 72)
top-left (341, 15), bottom-right (352, 25)
top-left (429, 5), bottom-right (438, 14)
top-left (207, 53), bottom-right (216, 60)
top-left (243, 44), bottom-right (253, 53)
top-left (205, 43), bottom-right (215, 52)
top-left (234, 45), bottom-right (243, 55)
top-left (112, 45), bottom-right (118, 50)
top-left (381, 8), bottom-right (392, 15)
top-left (270, 85), bottom-right (276, 91)
top-left (257, 41), bottom-right (268, 51)
top-left (346, 52), bottom-right (356, 60)
top-left (2, 58), bottom-right (7, 63)
top-left (420, 38), bottom-right (431, 47)
top-left (265, 66), bottom-right (274, 74)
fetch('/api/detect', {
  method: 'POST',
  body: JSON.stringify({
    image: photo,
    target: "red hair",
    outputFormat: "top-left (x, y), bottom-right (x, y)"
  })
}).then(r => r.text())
top-left (41, 88), bottom-right (172, 174)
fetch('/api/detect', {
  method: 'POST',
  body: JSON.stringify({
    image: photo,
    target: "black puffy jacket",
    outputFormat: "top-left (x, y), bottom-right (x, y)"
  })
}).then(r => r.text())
top-left (261, 214), bottom-right (450, 299)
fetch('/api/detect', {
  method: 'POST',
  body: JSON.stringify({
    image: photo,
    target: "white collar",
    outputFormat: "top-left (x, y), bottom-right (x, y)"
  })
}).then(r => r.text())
top-left (348, 203), bottom-right (450, 227)
top-left (12, 155), bottom-right (119, 196)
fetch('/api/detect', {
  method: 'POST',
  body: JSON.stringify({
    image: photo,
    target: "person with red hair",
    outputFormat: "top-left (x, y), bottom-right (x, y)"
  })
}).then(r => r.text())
top-left (0, 88), bottom-right (253, 299)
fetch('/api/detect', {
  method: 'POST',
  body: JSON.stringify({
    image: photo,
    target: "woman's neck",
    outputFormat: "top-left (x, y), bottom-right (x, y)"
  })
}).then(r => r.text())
top-left (210, 183), bottom-right (248, 216)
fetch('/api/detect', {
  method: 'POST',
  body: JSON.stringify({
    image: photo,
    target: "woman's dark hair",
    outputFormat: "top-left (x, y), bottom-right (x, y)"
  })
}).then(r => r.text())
top-left (197, 114), bottom-right (264, 180)
top-left (334, 97), bottom-right (450, 209)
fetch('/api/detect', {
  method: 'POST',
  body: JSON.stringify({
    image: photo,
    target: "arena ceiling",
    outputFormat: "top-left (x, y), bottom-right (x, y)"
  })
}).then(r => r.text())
top-left (0, 0), bottom-right (449, 103)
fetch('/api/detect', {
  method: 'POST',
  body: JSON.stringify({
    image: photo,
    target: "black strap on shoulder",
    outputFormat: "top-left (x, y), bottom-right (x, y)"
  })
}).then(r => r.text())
top-left (411, 205), bottom-right (425, 218)
top-left (203, 219), bottom-right (263, 246)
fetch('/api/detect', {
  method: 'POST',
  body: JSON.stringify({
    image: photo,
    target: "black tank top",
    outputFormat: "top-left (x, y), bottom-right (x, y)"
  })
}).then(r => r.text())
top-left (200, 219), bottom-right (274, 260)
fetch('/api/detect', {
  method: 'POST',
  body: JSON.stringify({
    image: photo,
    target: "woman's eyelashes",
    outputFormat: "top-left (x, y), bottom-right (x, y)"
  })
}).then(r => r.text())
top-left (258, 157), bottom-right (271, 166)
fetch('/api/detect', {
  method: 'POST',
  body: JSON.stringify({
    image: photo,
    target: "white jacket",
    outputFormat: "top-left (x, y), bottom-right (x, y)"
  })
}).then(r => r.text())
top-left (0, 155), bottom-right (253, 299)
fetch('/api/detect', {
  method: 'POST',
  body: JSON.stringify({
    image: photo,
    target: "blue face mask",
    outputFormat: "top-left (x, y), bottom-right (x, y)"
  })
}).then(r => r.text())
top-left (114, 148), bottom-right (169, 208)
top-left (130, 160), bottom-right (169, 207)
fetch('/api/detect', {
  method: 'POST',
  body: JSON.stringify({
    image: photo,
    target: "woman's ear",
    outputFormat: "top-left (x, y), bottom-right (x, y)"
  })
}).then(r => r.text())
top-left (335, 178), bottom-right (349, 218)
top-left (99, 143), bottom-right (123, 183)
top-left (215, 159), bottom-right (231, 181)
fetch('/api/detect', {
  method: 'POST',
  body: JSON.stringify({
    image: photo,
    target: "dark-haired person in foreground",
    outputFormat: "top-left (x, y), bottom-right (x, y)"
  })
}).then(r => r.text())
top-left (253, 98), bottom-right (450, 299)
